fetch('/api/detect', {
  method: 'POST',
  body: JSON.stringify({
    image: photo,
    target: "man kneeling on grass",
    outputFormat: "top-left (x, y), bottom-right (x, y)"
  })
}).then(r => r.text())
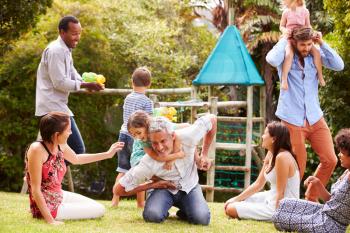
top-left (114, 114), bottom-right (217, 225)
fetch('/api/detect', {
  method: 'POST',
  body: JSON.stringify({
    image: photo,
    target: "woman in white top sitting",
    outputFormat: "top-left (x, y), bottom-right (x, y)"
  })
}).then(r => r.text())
top-left (224, 121), bottom-right (300, 221)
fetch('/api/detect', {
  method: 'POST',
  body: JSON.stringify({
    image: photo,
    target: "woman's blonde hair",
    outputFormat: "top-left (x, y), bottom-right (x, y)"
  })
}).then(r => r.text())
top-left (281, 0), bottom-right (305, 9)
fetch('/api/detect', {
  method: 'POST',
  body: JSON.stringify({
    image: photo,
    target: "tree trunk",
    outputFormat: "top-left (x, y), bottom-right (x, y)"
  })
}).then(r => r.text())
top-left (261, 45), bottom-right (278, 123)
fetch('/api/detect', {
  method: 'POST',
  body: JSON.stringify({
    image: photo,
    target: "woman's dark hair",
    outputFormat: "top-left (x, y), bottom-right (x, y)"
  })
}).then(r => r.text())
top-left (266, 121), bottom-right (298, 173)
top-left (127, 110), bottom-right (151, 131)
top-left (40, 112), bottom-right (70, 143)
top-left (58, 15), bottom-right (79, 32)
top-left (335, 128), bottom-right (350, 156)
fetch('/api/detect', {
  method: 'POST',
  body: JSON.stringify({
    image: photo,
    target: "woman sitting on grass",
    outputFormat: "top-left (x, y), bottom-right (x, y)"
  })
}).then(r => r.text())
top-left (273, 128), bottom-right (350, 233)
top-left (224, 121), bottom-right (300, 221)
top-left (26, 112), bottom-right (124, 225)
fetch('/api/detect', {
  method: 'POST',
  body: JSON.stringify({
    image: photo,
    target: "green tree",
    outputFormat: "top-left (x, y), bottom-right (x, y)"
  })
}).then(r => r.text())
top-left (321, 0), bottom-right (350, 133)
top-left (306, 0), bottom-right (333, 33)
top-left (0, 0), bottom-right (53, 55)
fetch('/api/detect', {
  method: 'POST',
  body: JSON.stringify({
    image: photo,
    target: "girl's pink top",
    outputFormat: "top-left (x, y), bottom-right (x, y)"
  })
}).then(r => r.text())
top-left (283, 7), bottom-right (310, 29)
top-left (25, 142), bottom-right (66, 219)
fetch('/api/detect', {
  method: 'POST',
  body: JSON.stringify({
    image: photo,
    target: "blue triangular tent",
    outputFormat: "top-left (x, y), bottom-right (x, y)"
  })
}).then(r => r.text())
top-left (193, 25), bottom-right (265, 86)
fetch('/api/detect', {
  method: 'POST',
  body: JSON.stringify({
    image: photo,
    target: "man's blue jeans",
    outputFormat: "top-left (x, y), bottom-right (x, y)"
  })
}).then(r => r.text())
top-left (67, 116), bottom-right (85, 154)
top-left (143, 184), bottom-right (210, 225)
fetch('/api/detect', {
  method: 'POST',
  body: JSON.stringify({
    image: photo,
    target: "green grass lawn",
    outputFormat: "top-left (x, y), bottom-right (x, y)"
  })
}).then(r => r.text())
top-left (0, 191), bottom-right (281, 233)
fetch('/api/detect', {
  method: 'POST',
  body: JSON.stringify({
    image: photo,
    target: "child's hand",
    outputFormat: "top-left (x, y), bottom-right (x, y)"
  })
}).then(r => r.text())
top-left (107, 142), bottom-right (125, 158)
top-left (281, 80), bottom-right (288, 90)
top-left (163, 160), bottom-right (175, 170)
top-left (312, 31), bottom-right (323, 45)
top-left (176, 151), bottom-right (185, 159)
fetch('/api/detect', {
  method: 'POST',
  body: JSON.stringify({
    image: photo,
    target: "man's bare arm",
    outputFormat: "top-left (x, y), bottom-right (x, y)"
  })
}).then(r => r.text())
top-left (114, 180), bottom-right (176, 196)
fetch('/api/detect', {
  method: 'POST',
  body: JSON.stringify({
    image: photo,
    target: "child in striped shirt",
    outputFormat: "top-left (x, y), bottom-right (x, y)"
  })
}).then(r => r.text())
top-left (111, 67), bottom-right (153, 208)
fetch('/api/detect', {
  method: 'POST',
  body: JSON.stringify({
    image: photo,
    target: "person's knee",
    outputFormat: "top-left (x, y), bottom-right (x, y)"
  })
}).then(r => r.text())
top-left (225, 204), bottom-right (239, 219)
top-left (143, 208), bottom-right (166, 223)
top-left (188, 209), bottom-right (210, 225)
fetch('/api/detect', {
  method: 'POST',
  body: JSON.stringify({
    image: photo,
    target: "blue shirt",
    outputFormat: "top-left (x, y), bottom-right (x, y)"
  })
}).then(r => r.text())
top-left (266, 38), bottom-right (344, 126)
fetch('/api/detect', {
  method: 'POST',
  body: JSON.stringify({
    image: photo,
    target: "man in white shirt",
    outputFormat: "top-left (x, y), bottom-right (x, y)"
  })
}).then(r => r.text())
top-left (35, 16), bottom-right (103, 154)
top-left (114, 114), bottom-right (217, 225)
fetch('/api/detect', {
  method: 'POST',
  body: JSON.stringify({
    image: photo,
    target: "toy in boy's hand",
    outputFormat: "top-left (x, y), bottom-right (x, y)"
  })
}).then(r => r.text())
top-left (82, 72), bottom-right (106, 85)
top-left (153, 107), bottom-right (177, 122)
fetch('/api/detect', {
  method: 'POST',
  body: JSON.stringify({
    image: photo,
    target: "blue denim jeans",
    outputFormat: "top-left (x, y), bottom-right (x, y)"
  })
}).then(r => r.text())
top-left (67, 116), bottom-right (85, 154)
top-left (116, 133), bottom-right (134, 173)
top-left (143, 184), bottom-right (210, 225)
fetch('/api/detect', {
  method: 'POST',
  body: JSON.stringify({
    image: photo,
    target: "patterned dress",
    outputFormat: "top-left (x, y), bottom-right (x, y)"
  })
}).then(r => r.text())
top-left (273, 170), bottom-right (350, 233)
top-left (25, 142), bottom-right (66, 218)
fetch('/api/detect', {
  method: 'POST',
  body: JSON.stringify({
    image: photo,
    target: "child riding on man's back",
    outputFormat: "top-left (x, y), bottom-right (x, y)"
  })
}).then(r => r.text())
top-left (127, 110), bottom-right (186, 170)
top-left (279, 0), bottom-right (325, 90)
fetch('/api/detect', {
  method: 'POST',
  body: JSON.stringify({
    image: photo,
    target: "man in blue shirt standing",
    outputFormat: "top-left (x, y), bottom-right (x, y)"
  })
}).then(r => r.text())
top-left (266, 26), bottom-right (344, 201)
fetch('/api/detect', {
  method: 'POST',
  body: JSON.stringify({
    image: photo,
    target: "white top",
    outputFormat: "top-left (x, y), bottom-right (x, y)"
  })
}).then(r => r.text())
top-left (119, 115), bottom-right (214, 194)
top-left (264, 154), bottom-right (300, 206)
top-left (232, 152), bottom-right (300, 221)
top-left (35, 36), bottom-right (82, 116)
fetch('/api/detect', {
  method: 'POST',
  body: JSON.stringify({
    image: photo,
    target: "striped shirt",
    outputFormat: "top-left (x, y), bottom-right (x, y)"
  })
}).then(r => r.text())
top-left (120, 91), bottom-right (153, 135)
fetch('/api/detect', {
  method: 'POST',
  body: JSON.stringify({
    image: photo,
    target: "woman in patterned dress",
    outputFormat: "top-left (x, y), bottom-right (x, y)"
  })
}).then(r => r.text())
top-left (273, 128), bottom-right (350, 232)
top-left (26, 112), bottom-right (124, 225)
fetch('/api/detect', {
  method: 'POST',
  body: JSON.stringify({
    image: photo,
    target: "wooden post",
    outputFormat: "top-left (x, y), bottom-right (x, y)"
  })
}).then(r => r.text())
top-left (20, 177), bottom-right (28, 194)
top-left (225, 0), bottom-right (235, 26)
top-left (208, 86), bottom-right (214, 101)
top-left (190, 86), bottom-right (198, 123)
top-left (206, 96), bottom-right (218, 202)
top-left (149, 94), bottom-right (159, 108)
top-left (259, 86), bottom-right (266, 137)
top-left (244, 86), bottom-right (253, 189)
top-left (66, 166), bottom-right (75, 192)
